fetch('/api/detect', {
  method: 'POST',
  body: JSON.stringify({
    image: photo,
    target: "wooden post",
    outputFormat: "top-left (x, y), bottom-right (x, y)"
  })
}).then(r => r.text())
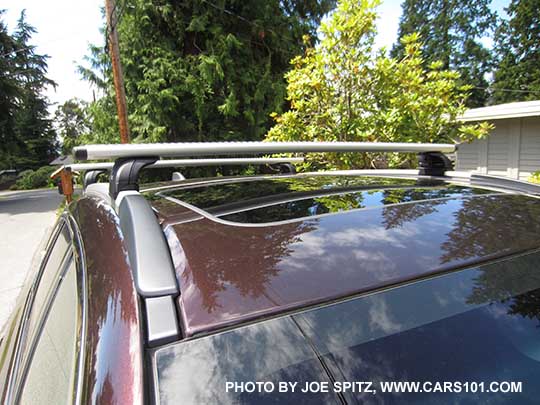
top-left (105, 0), bottom-right (130, 143)
top-left (51, 167), bottom-right (74, 203)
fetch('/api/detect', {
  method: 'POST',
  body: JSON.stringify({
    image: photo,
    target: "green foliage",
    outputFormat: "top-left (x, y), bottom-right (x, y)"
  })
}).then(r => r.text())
top-left (13, 165), bottom-right (55, 190)
top-left (54, 98), bottom-right (91, 155)
top-left (528, 171), bottom-right (540, 184)
top-left (266, 0), bottom-right (491, 170)
top-left (391, 0), bottom-right (496, 107)
top-left (0, 10), bottom-right (57, 170)
top-left (492, 0), bottom-right (540, 103)
top-left (81, 0), bottom-right (336, 144)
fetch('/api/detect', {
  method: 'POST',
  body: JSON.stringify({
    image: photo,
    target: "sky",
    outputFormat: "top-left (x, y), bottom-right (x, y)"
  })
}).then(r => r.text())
top-left (3, 0), bottom-right (510, 113)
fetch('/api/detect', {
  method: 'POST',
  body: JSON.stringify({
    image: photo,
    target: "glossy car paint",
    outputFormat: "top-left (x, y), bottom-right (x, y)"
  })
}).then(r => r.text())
top-left (151, 176), bottom-right (540, 336)
top-left (69, 197), bottom-right (144, 405)
top-left (153, 248), bottom-right (540, 404)
top-left (4, 171), bottom-right (540, 403)
top-left (1, 196), bottom-right (145, 404)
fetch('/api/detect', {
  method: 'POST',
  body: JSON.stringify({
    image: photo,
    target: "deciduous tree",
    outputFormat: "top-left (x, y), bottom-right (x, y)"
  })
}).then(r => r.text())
top-left (266, 0), bottom-right (491, 170)
top-left (54, 98), bottom-right (91, 155)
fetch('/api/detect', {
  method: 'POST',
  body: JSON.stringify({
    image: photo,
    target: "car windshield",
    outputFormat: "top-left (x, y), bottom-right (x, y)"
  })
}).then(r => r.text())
top-left (154, 250), bottom-right (540, 404)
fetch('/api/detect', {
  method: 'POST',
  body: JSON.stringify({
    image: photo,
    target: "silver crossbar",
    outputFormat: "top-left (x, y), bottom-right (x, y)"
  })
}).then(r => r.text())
top-left (73, 141), bottom-right (457, 161)
top-left (67, 157), bottom-right (304, 171)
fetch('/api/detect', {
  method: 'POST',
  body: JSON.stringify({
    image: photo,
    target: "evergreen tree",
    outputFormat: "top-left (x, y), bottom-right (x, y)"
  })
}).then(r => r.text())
top-left (12, 12), bottom-right (57, 168)
top-left (81, 0), bottom-right (335, 143)
top-left (391, 0), bottom-right (497, 107)
top-left (492, 0), bottom-right (540, 103)
top-left (0, 10), bottom-right (21, 169)
top-left (0, 10), bottom-right (57, 169)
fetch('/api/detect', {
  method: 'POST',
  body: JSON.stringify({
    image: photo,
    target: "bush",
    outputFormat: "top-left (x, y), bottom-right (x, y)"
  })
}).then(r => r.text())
top-left (13, 166), bottom-right (56, 190)
top-left (529, 171), bottom-right (540, 184)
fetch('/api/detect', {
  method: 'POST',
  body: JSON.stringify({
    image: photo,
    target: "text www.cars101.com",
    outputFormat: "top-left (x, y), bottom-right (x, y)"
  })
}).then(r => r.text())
top-left (225, 381), bottom-right (523, 395)
top-left (380, 381), bottom-right (522, 394)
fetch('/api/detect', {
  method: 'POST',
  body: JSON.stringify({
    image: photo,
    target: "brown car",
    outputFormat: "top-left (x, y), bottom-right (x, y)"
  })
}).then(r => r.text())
top-left (2, 141), bottom-right (540, 404)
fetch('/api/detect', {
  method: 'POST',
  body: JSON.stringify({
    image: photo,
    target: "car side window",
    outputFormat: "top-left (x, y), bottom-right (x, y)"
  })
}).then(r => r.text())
top-left (23, 223), bottom-right (71, 354)
top-left (18, 257), bottom-right (79, 404)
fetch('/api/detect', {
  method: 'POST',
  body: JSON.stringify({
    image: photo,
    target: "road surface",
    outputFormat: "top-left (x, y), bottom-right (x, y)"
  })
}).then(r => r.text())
top-left (0, 188), bottom-right (62, 334)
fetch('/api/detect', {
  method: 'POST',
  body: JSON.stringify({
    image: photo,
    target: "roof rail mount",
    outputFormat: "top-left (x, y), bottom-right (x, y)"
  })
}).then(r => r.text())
top-left (261, 163), bottom-right (297, 175)
top-left (277, 163), bottom-right (296, 174)
top-left (83, 169), bottom-right (107, 189)
top-left (418, 152), bottom-right (453, 176)
top-left (110, 157), bottom-right (158, 200)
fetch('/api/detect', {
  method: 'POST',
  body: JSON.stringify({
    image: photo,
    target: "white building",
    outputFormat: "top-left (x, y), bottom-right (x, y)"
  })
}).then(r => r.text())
top-left (456, 101), bottom-right (540, 180)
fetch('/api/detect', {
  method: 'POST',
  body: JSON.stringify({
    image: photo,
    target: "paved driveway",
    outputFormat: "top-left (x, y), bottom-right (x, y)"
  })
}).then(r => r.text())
top-left (0, 188), bottom-right (62, 334)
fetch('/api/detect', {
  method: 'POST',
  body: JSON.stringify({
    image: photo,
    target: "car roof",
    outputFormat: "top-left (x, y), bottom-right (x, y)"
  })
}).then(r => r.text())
top-left (141, 173), bottom-right (540, 336)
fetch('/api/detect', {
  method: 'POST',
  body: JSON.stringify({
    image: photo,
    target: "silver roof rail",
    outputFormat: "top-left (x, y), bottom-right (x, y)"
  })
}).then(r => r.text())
top-left (67, 157), bottom-right (304, 171)
top-left (73, 141), bottom-right (457, 161)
